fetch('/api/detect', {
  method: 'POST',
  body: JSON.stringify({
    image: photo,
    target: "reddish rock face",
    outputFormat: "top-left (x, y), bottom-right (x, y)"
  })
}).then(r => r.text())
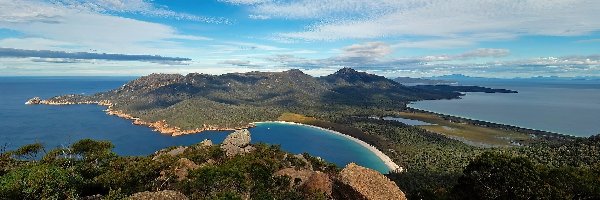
top-left (338, 163), bottom-right (407, 200)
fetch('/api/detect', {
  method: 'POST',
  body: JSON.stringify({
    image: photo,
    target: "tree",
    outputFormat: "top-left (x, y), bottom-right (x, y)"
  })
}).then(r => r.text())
top-left (452, 152), bottom-right (548, 199)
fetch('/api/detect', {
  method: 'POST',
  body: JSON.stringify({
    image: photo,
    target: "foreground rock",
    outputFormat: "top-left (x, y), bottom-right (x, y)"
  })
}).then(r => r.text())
top-left (338, 163), bottom-right (407, 200)
top-left (128, 190), bottom-right (188, 200)
top-left (220, 129), bottom-right (255, 157)
top-left (274, 168), bottom-right (334, 196)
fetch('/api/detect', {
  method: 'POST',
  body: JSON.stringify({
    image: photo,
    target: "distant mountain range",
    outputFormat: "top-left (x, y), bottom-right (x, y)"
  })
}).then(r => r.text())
top-left (428, 74), bottom-right (600, 84)
top-left (392, 77), bottom-right (456, 86)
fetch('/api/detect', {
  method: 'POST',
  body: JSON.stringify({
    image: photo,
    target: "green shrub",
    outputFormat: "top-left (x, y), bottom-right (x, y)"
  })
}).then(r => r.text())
top-left (0, 164), bottom-right (82, 200)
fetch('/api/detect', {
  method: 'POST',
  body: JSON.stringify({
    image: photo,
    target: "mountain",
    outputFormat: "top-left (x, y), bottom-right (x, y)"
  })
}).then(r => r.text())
top-left (430, 74), bottom-right (600, 85)
top-left (392, 77), bottom-right (456, 86)
top-left (35, 68), bottom-right (463, 135)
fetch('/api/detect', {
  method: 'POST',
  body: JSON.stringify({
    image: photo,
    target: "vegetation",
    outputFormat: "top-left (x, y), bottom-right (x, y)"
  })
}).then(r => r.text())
top-left (0, 140), bottom-right (336, 199)
top-left (33, 68), bottom-right (599, 199)
top-left (280, 114), bottom-right (600, 199)
top-left (45, 68), bottom-right (462, 131)
top-left (395, 111), bottom-right (533, 147)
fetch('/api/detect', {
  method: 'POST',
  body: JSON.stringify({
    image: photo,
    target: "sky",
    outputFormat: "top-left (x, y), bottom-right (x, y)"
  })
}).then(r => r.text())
top-left (0, 0), bottom-right (599, 78)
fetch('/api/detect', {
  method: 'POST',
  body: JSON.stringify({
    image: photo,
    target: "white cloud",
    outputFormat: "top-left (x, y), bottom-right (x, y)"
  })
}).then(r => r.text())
top-left (265, 42), bottom-right (512, 69)
top-left (246, 0), bottom-right (600, 43)
top-left (0, 0), bottom-right (211, 55)
top-left (340, 42), bottom-right (392, 58)
top-left (50, 0), bottom-right (227, 23)
top-left (220, 0), bottom-right (272, 5)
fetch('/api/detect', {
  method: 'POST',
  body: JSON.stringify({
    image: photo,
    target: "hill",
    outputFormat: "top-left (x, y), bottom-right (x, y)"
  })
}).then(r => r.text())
top-left (33, 68), bottom-right (462, 135)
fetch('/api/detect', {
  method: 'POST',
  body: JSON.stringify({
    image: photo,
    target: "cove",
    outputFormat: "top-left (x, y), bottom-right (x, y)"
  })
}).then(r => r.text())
top-left (0, 77), bottom-right (391, 173)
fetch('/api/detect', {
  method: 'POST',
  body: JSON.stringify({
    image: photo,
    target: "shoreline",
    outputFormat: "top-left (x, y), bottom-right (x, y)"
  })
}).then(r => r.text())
top-left (252, 121), bottom-right (403, 173)
top-left (27, 98), bottom-right (254, 136)
top-left (405, 104), bottom-right (578, 139)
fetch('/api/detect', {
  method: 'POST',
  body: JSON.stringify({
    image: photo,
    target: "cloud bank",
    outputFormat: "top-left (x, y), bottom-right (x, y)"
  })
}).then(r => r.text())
top-left (229, 0), bottom-right (600, 42)
top-left (0, 48), bottom-right (191, 64)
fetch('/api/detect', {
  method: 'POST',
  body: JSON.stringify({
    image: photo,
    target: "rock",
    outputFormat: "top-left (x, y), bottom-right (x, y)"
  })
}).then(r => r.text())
top-left (274, 168), bottom-right (315, 186)
top-left (174, 158), bottom-right (199, 181)
top-left (302, 171), bottom-right (333, 196)
top-left (25, 97), bottom-right (42, 105)
top-left (199, 139), bottom-right (213, 147)
top-left (128, 190), bottom-right (188, 200)
top-left (152, 146), bottom-right (188, 160)
top-left (159, 158), bottom-right (206, 181)
top-left (167, 146), bottom-right (188, 156)
top-left (220, 129), bottom-right (253, 157)
top-left (337, 163), bottom-right (407, 200)
top-left (293, 154), bottom-right (313, 170)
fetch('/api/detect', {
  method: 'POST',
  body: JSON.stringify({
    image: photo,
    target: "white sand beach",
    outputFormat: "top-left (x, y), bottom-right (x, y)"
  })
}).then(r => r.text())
top-left (252, 121), bottom-right (402, 173)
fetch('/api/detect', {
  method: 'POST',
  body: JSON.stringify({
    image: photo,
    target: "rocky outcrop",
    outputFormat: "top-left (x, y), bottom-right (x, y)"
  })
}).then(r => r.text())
top-left (274, 168), bottom-right (315, 185)
top-left (302, 171), bottom-right (333, 196)
top-left (337, 163), bottom-right (407, 200)
top-left (24, 97), bottom-right (42, 105)
top-left (128, 190), bottom-right (188, 200)
top-left (274, 168), bottom-right (333, 196)
top-left (153, 146), bottom-right (188, 160)
top-left (220, 129), bottom-right (255, 157)
top-left (174, 158), bottom-right (199, 180)
top-left (199, 139), bottom-right (213, 147)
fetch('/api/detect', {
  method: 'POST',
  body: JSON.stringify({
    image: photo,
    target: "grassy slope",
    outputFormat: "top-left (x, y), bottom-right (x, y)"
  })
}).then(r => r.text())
top-left (395, 111), bottom-right (531, 147)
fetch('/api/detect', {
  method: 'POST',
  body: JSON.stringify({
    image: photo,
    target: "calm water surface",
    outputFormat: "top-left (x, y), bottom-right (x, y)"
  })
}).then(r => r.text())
top-left (410, 83), bottom-right (600, 137)
top-left (0, 77), bottom-right (389, 172)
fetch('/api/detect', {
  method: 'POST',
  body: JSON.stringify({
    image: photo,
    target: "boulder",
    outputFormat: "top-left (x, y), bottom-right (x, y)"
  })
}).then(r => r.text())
top-left (199, 139), bottom-right (213, 147)
top-left (302, 171), bottom-right (333, 196)
top-left (174, 158), bottom-right (200, 181)
top-left (153, 146), bottom-right (188, 160)
top-left (128, 190), bottom-right (188, 200)
top-left (337, 163), bottom-right (407, 200)
top-left (220, 129), bottom-right (253, 157)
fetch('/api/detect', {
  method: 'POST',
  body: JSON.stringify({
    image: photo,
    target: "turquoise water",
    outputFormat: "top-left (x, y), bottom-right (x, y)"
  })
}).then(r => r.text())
top-left (409, 83), bottom-right (600, 137)
top-left (0, 77), bottom-right (390, 173)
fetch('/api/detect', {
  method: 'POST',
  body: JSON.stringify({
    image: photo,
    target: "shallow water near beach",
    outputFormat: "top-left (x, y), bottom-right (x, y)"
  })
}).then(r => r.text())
top-left (0, 77), bottom-right (390, 173)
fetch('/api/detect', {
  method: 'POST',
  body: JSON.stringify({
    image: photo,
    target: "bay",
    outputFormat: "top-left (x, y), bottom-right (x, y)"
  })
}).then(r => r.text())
top-left (409, 82), bottom-right (600, 137)
top-left (0, 77), bottom-right (390, 173)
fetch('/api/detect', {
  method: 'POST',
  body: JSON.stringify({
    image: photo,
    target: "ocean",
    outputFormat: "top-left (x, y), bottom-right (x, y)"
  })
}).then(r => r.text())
top-left (0, 77), bottom-right (389, 173)
top-left (409, 81), bottom-right (600, 137)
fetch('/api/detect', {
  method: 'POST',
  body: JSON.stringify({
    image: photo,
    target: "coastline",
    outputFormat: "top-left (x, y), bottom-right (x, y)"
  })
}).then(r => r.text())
top-left (253, 121), bottom-right (403, 173)
top-left (27, 98), bottom-right (254, 136)
top-left (27, 97), bottom-right (400, 172)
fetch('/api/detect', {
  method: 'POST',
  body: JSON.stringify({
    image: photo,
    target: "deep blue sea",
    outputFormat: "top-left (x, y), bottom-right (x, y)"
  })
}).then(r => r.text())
top-left (410, 82), bottom-right (600, 137)
top-left (0, 77), bottom-right (389, 173)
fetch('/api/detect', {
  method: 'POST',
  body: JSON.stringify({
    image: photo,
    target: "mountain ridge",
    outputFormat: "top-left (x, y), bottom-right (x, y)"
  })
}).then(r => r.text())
top-left (30, 68), bottom-right (463, 135)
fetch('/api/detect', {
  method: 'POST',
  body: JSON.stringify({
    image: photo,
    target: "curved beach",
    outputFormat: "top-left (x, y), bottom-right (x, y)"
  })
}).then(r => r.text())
top-left (253, 121), bottom-right (402, 173)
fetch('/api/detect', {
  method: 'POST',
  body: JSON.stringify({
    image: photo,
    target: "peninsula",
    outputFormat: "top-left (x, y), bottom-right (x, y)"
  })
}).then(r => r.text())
top-left (25, 68), bottom-right (497, 136)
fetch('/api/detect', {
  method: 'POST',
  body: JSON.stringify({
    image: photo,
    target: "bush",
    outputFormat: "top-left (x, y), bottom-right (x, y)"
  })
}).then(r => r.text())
top-left (0, 164), bottom-right (82, 200)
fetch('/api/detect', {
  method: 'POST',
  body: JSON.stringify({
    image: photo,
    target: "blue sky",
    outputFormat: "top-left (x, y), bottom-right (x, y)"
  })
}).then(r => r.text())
top-left (0, 0), bottom-right (599, 77)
